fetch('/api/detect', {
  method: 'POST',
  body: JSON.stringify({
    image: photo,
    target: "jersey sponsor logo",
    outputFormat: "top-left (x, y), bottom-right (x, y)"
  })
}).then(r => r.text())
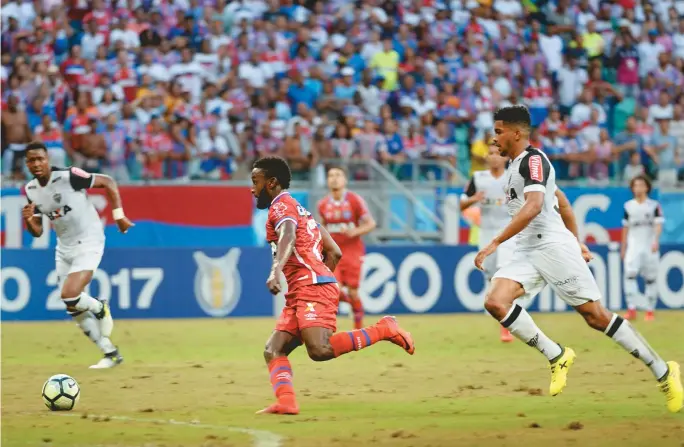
top-left (70, 167), bottom-right (91, 178)
top-left (192, 248), bottom-right (242, 317)
top-left (46, 205), bottom-right (73, 221)
top-left (529, 155), bottom-right (543, 182)
top-left (327, 222), bottom-right (356, 233)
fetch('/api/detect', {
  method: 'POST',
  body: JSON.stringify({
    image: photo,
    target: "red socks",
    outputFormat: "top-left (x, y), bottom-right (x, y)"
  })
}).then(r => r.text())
top-left (268, 357), bottom-right (296, 405)
top-left (330, 324), bottom-right (384, 357)
top-left (338, 290), bottom-right (365, 329)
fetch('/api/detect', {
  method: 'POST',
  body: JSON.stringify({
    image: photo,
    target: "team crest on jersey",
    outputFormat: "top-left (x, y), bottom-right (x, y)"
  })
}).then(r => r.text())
top-left (193, 249), bottom-right (242, 317)
top-left (53, 193), bottom-right (62, 204)
top-left (343, 210), bottom-right (351, 219)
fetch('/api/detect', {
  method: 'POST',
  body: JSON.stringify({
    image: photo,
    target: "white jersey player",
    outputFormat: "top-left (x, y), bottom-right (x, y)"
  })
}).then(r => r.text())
top-left (475, 106), bottom-right (681, 413)
top-left (461, 145), bottom-right (516, 342)
top-left (23, 142), bottom-right (134, 369)
top-left (621, 175), bottom-right (664, 322)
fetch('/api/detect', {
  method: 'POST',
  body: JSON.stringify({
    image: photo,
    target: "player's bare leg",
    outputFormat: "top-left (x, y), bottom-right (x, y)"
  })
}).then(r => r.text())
top-left (574, 301), bottom-right (682, 412)
top-left (301, 316), bottom-right (415, 363)
top-left (485, 278), bottom-right (574, 396)
top-left (484, 274), bottom-right (513, 343)
top-left (259, 331), bottom-right (302, 415)
top-left (346, 287), bottom-right (365, 330)
top-left (61, 270), bottom-right (121, 368)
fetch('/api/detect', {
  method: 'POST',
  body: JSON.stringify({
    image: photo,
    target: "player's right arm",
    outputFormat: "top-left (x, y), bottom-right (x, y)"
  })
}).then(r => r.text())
top-left (459, 176), bottom-right (485, 211)
top-left (621, 204), bottom-right (629, 259)
top-left (79, 169), bottom-right (134, 234)
top-left (267, 219), bottom-right (297, 294)
top-left (22, 200), bottom-right (43, 237)
top-left (319, 224), bottom-right (342, 272)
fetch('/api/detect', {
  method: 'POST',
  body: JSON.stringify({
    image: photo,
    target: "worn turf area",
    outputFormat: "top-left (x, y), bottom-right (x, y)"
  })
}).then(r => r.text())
top-left (2, 312), bottom-right (683, 447)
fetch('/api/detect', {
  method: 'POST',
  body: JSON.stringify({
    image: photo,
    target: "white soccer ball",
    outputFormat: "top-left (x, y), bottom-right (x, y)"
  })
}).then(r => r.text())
top-left (42, 374), bottom-right (80, 411)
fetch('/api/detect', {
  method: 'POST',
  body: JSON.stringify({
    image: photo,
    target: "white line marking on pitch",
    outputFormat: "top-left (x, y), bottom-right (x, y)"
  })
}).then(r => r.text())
top-left (58, 413), bottom-right (283, 447)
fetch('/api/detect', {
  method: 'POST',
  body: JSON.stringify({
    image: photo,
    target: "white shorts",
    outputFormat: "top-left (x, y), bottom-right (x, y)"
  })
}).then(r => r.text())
top-left (56, 240), bottom-right (105, 281)
top-left (493, 241), bottom-right (602, 307)
top-left (624, 248), bottom-right (659, 280)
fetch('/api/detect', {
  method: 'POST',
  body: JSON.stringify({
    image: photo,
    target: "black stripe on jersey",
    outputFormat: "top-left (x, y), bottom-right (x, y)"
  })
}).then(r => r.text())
top-left (464, 176), bottom-right (477, 197)
top-left (519, 147), bottom-right (550, 188)
top-left (68, 168), bottom-right (95, 191)
top-left (654, 204), bottom-right (662, 217)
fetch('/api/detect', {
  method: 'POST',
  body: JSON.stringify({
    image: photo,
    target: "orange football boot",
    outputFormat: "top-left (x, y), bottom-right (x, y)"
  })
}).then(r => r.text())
top-left (377, 316), bottom-right (415, 355)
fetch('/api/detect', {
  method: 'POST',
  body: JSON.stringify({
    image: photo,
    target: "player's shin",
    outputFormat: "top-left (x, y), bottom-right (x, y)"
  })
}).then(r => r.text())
top-left (500, 304), bottom-right (563, 361)
top-left (268, 357), bottom-right (297, 406)
top-left (623, 275), bottom-right (639, 311)
top-left (644, 279), bottom-right (657, 312)
top-left (605, 314), bottom-right (668, 380)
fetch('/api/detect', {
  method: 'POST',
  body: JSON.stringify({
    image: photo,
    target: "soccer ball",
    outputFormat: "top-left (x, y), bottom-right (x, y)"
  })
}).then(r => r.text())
top-left (42, 374), bottom-right (80, 411)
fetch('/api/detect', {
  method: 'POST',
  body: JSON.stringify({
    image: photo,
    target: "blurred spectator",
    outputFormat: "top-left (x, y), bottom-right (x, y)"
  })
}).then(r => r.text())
top-left (1, 0), bottom-right (682, 187)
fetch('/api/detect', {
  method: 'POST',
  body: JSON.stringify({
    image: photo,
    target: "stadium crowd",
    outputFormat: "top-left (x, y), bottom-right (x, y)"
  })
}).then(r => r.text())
top-left (2, 0), bottom-right (684, 185)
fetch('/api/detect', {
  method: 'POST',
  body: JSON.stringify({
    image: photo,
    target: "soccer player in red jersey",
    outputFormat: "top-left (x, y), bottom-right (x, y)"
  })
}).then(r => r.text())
top-left (251, 156), bottom-right (415, 415)
top-left (317, 167), bottom-right (376, 329)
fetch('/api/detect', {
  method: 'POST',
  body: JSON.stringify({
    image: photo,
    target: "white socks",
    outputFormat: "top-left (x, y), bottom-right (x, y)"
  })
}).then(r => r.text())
top-left (623, 275), bottom-right (638, 310)
top-left (500, 304), bottom-right (563, 361)
top-left (645, 279), bottom-right (657, 312)
top-left (63, 293), bottom-right (103, 314)
top-left (605, 313), bottom-right (668, 380)
top-left (71, 311), bottom-right (116, 355)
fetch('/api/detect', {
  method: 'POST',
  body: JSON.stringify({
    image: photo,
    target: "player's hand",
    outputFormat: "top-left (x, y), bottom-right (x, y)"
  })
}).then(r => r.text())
top-left (116, 217), bottom-right (135, 234)
top-left (267, 268), bottom-right (284, 295)
top-left (580, 243), bottom-right (593, 263)
top-left (651, 241), bottom-right (659, 253)
top-left (22, 203), bottom-right (35, 221)
top-left (475, 241), bottom-right (499, 271)
top-left (473, 191), bottom-right (486, 202)
top-left (344, 228), bottom-right (358, 238)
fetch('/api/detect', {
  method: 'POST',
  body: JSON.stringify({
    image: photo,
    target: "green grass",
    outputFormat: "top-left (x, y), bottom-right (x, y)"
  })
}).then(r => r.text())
top-left (2, 312), bottom-right (683, 447)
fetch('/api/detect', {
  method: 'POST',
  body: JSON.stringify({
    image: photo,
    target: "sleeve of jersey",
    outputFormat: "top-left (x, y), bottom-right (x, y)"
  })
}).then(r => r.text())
top-left (27, 198), bottom-right (42, 216)
top-left (316, 201), bottom-right (326, 224)
top-left (519, 153), bottom-right (550, 194)
top-left (271, 203), bottom-right (299, 232)
top-left (461, 176), bottom-right (477, 200)
top-left (69, 167), bottom-right (95, 191)
top-left (354, 194), bottom-right (371, 221)
top-left (654, 204), bottom-right (665, 224)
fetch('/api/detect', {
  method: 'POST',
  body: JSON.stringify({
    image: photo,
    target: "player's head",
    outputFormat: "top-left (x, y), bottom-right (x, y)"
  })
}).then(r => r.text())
top-left (327, 166), bottom-right (347, 192)
top-left (25, 141), bottom-right (50, 178)
top-left (487, 143), bottom-right (507, 170)
top-left (630, 175), bottom-right (651, 198)
top-left (251, 156), bottom-right (291, 209)
top-left (492, 105), bottom-right (532, 157)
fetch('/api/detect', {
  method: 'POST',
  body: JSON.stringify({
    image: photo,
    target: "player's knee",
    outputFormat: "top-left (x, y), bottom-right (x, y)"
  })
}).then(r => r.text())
top-left (263, 344), bottom-right (284, 363)
top-left (306, 344), bottom-right (334, 362)
top-left (484, 293), bottom-right (508, 318)
top-left (580, 308), bottom-right (611, 331)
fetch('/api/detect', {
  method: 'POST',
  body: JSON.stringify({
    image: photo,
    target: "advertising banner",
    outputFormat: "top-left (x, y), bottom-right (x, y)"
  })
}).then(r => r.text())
top-left (2, 245), bottom-right (682, 321)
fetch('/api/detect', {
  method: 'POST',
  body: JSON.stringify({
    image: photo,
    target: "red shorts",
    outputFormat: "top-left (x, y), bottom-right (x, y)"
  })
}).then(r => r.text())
top-left (275, 283), bottom-right (340, 337)
top-left (334, 253), bottom-right (363, 289)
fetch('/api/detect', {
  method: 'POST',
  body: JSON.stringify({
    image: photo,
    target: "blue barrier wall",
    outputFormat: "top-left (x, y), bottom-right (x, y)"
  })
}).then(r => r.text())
top-left (2, 245), bottom-right (682, 321)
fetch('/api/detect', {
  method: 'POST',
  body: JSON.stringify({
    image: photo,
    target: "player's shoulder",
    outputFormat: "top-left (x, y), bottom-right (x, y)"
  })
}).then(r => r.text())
top-left (473, 170), bottom-right (491, 181)
top-left (519, 146), bottom-right (549, 165)
top-left (347, 190), bottom-right (365, 203)
top-left (624, 198), bottom-right (637, 209)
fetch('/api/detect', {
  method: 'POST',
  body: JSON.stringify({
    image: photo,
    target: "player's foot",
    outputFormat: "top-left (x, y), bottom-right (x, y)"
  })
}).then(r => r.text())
top-left (256, 402), bottom-right (299, 415)
top-left (89, 351), bottom-right (123, 369)
top-left (644, 311), bottom-right (655, 322)
top-left (93, 298), bottom-right (114, 337)
top-left (500, 327), bottom-right (514, 343)
top-left (377, 316), bottom-right (415, 355)
top-left (624, 308), bottom-right (637, 321)
top-left (658, 361), bottom-right (683, 413)
top-left (549, 347), bottom-right (576, 396)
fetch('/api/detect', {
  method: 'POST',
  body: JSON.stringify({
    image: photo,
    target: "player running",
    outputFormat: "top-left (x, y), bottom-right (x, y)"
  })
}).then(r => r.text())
top-left (461, 144), bottom-right (516, 342)
top-left (317, 167), bottom-right (376, 329)
top-left (251, 156), bottom-right (414, 415)
top-left (475, 106), bottom-right (682, 413)
top-left (23, 141), bottom-right (134, 369)
top-left (621, 175), bottom-right (663, 322)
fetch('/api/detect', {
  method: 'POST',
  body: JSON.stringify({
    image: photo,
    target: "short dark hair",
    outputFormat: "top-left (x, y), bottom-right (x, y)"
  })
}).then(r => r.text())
top-left (253, 156), bottom-right (291, 189)
top-left (493, 105), bottom-right (532, 129)
top-left (630, 174), bottom-right (652, 193)
top-left (26, 141), bottom-right (47, 153)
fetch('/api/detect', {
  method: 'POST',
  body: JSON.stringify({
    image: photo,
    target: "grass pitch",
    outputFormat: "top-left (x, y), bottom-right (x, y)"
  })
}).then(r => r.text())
top-left (2, 312), bottom-right (683, 447)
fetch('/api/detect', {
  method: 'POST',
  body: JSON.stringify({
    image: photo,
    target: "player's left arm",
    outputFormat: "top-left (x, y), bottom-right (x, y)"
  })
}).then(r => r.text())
top-left (70, 167), bottom-right (134, 234)
top-left (349, 195), bottom-right (376, 237)
top-left (652, 203), bottom-right (664, 253)
top-left (556, 187), bottom-right (592, 262)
